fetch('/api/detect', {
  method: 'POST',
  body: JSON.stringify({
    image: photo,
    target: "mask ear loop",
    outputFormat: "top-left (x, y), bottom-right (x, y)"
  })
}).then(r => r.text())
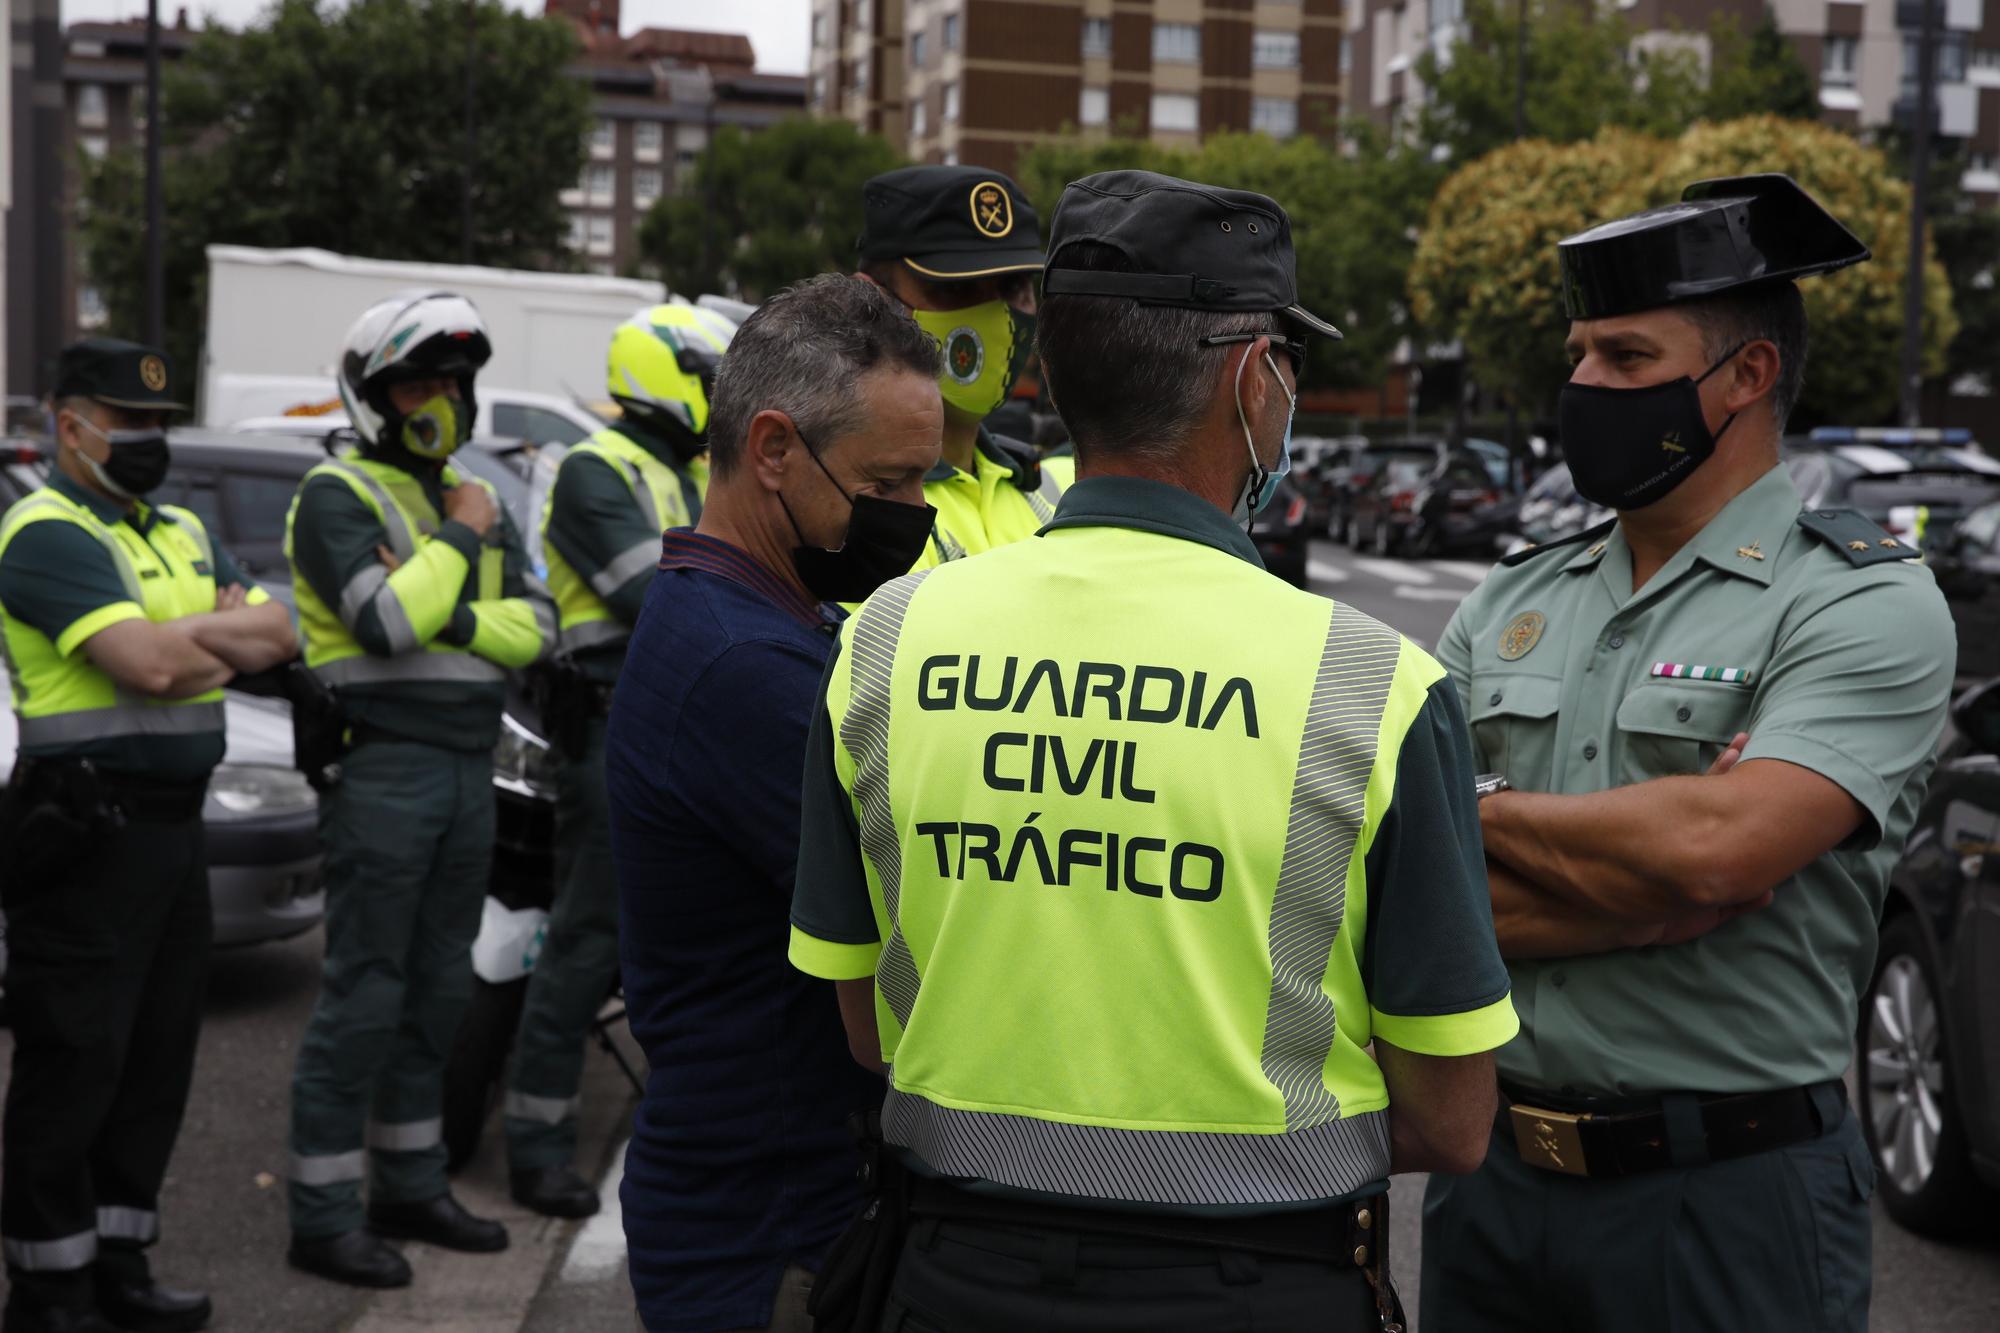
top-left (776, 421), bottom-right (855, 554)
top-left (1692, 339), bottom-right (1753, 448)
top-left (1232, 343), bottom-right (1267, 527)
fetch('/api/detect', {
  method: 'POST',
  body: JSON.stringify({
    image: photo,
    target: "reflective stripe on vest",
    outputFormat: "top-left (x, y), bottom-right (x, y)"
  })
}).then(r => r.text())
top-left (1023, 466), bottom-right (1062, 525)
top-left (17, 699), bottom-right (226, 746)
top-left (540, 431), bottom-right (696, 653)
top-left (312, 653), bottom-right (504, 687)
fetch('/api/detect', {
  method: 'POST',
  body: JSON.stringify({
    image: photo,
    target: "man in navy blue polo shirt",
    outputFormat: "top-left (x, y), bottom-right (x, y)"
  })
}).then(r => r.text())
top-left (604, 274), bottom-right (943, 1333)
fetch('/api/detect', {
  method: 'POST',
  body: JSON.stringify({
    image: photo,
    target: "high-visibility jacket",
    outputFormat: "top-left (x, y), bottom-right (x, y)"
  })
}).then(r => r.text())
top-left (913, 431), bottom-right (1070, 571)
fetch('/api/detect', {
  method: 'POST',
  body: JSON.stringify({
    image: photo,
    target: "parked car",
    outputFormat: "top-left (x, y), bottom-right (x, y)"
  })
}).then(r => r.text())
top-left (1331, 440), bottom-right (1444, 547)
top-left (1350, 448), bottom-right (1501, 557)
top-left (1925, 500), bottom-right (2000, 686)
top-left (1290, 436), bottom-right (1364, 534)
top-left (1508, 462), bottom-right (1611, 551)
top-left (1864, 677), bottom-right (2000, 1237)
top-left (1785, 438), bottom-right (2000, 552)
top-left (1249, 475), bottom-right (1312, 588)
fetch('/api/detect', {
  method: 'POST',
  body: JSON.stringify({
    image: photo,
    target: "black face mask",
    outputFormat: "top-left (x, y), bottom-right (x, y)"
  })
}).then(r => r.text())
top-left (74, 417), bottom-right (172, 499)
top-left (1558, 342), bottom-right (1746, 511)
top-left (779, 431), bottom-right (937, 603)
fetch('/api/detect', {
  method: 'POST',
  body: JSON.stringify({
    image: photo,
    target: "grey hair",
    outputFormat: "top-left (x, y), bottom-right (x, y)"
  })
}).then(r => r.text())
top-left (1037, 241), bottom-right (1273, 464)
top-left (1679, 282), bottom-right (1809, 431)
top-left (706, 274), bottom-right (943, 476)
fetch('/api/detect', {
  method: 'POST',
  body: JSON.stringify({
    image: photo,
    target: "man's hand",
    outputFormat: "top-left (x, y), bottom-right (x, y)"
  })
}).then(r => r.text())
top-left (1708, 732), bottom-right (1748, 777)
top-left (214, 582), bottom-right (248, 613)
top-left (376, 544), bottom-right (402, 573)
top-left (443, 483), bottom-right (498, 537)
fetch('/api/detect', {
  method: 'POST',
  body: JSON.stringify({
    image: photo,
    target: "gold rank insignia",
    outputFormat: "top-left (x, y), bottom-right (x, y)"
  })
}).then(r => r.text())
top-left (1737, 542), bottom-right (1764, 561)
top-left (1848, 540), bottom-right (1870, 552)
top-left (1497, 611), bottom-right (1546, 661)
top-left (1586, 541), bottom-right (1607, 558)
top-left (1880, 538), bottom-right (1900, 548)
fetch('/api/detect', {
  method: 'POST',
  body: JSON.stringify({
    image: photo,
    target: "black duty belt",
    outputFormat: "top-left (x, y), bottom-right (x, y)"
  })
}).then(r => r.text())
top-left (98, 770), bottom-right (208, 822)
top-left (1499, 1080), bottom-right (1847, 1179)
top-left (907, 1176), bottom-right (1384, 1270)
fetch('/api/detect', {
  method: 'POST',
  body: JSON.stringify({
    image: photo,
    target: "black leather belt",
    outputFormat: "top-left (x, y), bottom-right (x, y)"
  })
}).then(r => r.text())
top-left (98, 770), bottom-right (209, 822)
top-left (1498, 1080), bottom-right (1847, 1179)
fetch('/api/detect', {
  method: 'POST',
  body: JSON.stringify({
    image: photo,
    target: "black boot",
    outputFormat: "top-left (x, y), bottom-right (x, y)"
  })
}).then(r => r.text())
top-left (367, 1194), bottom-right (508, 1253)
top-left (510, 1165), bottom-right (600, 1219)
top-left (285, 1229), bottom-right (412, 1289)
top-left (93, 1246), bottom-right (209, 1333)
top-left (1, 1287), bottom-right (119, 1333)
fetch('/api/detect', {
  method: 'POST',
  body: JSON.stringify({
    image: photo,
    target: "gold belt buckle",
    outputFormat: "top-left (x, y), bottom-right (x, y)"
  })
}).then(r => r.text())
top-left (1508, 1104), bottom-right (1591, 1176)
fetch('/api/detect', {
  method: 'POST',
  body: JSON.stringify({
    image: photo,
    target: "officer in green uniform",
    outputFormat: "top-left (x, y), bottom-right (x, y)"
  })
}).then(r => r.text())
top-left (502, 303), bottom-right (727, 1218)
top-left (855, 165), bottom-right (1069, 572)
top-left (791, 172), bottom-right (1517, 1332)
top-left (0, 338), bottom-right (296, 1333)
top-left (283, 293), bottom-right (557, 1288)
top-left (1422, 176), bottom-right (1957, 1332)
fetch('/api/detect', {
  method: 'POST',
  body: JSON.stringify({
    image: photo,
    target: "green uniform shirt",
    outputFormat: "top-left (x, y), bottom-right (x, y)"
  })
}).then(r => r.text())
top-left (0, 471), bottom-right (260, 781)
top-left (1438, 465), bottom-right (1956, 1096)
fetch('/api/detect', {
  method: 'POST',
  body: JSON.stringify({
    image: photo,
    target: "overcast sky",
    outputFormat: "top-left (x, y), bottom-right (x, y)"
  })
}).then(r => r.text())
top-left (59, 0), bottom-right (812, 73)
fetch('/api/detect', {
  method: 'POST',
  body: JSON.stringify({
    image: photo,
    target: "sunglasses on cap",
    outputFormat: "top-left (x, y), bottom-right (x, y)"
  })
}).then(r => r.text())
top-left (1199, 331), bottom-right (1308, 378)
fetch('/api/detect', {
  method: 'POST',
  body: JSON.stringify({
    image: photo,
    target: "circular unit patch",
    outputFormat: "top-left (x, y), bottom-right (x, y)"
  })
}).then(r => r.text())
top-left (1497, 611), bottom-right (1547, 661)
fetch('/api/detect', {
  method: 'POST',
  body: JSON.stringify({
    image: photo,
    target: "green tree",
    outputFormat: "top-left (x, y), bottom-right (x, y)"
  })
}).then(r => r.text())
top-left (79, 0), bottom-right (590, 385)
top-left (1014, 124), bottom-right (1443, 392)
top-left (1873, 127), bottom-right (2000, 395)
top-left (1704, 16), bottom-right (1820, 123)
top-left (636, 118), bottom-right (902, 301)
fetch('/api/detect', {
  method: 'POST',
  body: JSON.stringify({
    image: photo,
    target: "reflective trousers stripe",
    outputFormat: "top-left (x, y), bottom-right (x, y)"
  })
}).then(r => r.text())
top-left (310, 653), bottom-right (504, 686)
top-left (3, 1229), bottom-right (98, 1271)
top-left (290, 1149), bottom-right (366, 1187)
top-left (16, 699), bottom-right (225, 746)
top-left (95, 1206), bottom-right (159, 1244)
top-left (503, 1091), bottom-right (579, 1126)
top-left (559, 619), bottom-right (629, 654)
top-left (366, 1117), bottom-right (443, 1152)
top-left (884, 1090), bottom-right (1393, 1208)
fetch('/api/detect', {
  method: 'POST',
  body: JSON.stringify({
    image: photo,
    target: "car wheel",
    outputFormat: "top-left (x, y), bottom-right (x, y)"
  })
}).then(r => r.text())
top-left (1860, 913), bottom-right (1985, 1237)
top-left (442, 975), bottom-right (529, 1173)
top-left (1372, 517), bottom-right (1395, 558)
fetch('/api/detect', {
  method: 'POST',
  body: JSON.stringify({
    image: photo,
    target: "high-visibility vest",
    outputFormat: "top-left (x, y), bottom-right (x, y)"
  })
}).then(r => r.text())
top-left (539, 428), bottom-right (704, 655)
top-left (285, 454), bottom-right (533, 688)
top-left (814, 516), bottom-right (1455, 1206)
top-left (0, 488), bottom-right (227, 749)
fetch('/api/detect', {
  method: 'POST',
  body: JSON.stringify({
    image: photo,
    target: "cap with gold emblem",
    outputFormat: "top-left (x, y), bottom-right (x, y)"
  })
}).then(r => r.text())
top-left (858, 165), bottom-right (1045, 282)
top-left (51, 335), bottom-right (186, 412)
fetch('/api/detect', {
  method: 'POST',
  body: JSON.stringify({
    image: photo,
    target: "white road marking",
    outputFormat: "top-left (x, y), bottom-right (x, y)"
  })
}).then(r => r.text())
top-left (560, 1139), bottom-right (628, 1283)
top-left (1306, 560), bottom-right (1349, 585)
top-left (1394, 586), bottom-right (1475, 603)
top-left (1353, 558), bottom-right (1435, 585)
top-left (1429, 561), bottom-right (1493, 584)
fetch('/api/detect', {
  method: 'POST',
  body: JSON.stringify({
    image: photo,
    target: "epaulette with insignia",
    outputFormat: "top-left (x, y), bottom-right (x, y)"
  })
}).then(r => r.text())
top-left (1498, 517), bottom-right (1618, 568)
top-left (1795, 508), bottom-right (1918, 568)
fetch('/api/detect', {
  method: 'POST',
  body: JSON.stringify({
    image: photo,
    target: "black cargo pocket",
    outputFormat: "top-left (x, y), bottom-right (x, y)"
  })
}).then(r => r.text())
top-left (6, 922), bottom-right (118, 1051)
top-left (879, 1299), bottom-right (949, 1333)
top-left (1783, 1122), bottom-right (1875, 1333)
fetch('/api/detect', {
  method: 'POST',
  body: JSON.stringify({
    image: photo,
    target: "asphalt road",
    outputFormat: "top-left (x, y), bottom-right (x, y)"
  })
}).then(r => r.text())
top-left (0, 538), bottom-right (1991, 1331)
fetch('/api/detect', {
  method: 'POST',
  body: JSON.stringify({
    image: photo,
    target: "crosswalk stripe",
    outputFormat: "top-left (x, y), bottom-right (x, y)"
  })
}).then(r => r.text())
top-left (1306, 560), bottom-right (1349, 585)
top-left (1394, 586), bottom-right (1474, 603)
top-left (1352, 558), bottom-right (1435, 586)
top-left (1430, 561), bottom-right (1492, 584)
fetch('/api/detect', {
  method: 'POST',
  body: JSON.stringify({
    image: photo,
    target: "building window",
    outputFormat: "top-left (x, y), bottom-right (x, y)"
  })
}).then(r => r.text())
top-left (633, 121), bottom-right (663, 161)
top-left (567, 213), bottom-right (587, 251)
top-left (634, 168), bottom-right (663, 208)
top-left (1252, 96), bottom-right (1299, 138)
top-left (943, 81), bottom-right (960, 122)
top-left (78, 285), bottom-right (107, 331)
top-left (855, 0), bottom-right (871, 27)
top-left (912, 98), bottom-right (928, 137)
top-left (587, 214), bottom-right (614, 257)
top-left (1151, 92), bottom-right (1199, 131)
top-left (585, 163), bottom-right (613, 206)
top-left (852, 56), bottom-right (869, 94)
top-left (1082, 18), bottom-right (1112, 58)
top-left (911, 30), bottom-right (927, 70)
top-left (76, 84), bottom-right (108, 128)
top-left (1822, 35), bottom-right (1858, 87)
top-left (1080, 86), bottom-right (1110, 126)
top-left (1905, 32), bottom-right (1968, 88)
top-left (1427, 0), bottom-right (1464, 29)
top-left (1253, 30), bottom-right (1300, 70)
top-left (1154, 23), bottom-right (1200, 65)
top-left (811, 11), bottom-right (825, 47)
top-left (1340, 36), bottom-right (1353, 77)
top-left (942, 149), bottom-right (959, 165)
top-left (943, 13), bottom-right (960, 51)
top-left (78, 134), bottom-right (108, 160)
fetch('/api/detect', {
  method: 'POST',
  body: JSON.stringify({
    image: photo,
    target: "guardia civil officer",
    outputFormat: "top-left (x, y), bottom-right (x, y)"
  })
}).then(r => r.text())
top-left (855, 166), bottom-right (1070, 569)
top-left (0, 339), bottom-right (296, 1333)
top-left (283, 293), bottom-right (557, 1287)
top-left (790, 172), bottom-right (1519, 1331)
top-left (501, 303), bottom-right (730, 1218)
top-left (1423, 176), bottom-right (1956, 1332)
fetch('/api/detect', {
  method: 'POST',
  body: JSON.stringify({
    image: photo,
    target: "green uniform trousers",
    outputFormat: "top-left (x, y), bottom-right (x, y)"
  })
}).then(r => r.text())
top-left (1, 808), bottom-right (211, 1304)
top-left (504, 715), bottom-right (619, 1170)
top-left (288, 740), bottom-right (494, 1238)
top-left (1421, 1111), bottom-right (1875, 1332)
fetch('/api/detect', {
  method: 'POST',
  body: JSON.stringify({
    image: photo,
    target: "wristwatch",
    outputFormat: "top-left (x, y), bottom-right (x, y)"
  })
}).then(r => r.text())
top-left (1474, 773), bottom-right (1511, 799)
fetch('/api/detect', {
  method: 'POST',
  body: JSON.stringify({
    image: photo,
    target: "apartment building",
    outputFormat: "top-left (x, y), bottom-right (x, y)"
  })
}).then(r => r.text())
top-left (810, 0), bottom-right (1343, 176)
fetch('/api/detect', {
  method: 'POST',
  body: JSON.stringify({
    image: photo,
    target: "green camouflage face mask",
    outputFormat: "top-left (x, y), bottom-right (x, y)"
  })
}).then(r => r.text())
top-left (911, 299), bottom-right (1034, 421)
top-left (400, 394), bottom-right (468, 460)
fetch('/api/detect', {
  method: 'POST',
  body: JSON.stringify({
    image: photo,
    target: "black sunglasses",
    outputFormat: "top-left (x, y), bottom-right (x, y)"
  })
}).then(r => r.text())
top-left (1199, 331), bottom-right (1308, 378)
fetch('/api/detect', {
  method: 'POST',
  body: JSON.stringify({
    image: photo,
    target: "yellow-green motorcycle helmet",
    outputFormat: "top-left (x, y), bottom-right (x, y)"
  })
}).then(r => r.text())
top-left (606, 303), bottom-right (735, 441)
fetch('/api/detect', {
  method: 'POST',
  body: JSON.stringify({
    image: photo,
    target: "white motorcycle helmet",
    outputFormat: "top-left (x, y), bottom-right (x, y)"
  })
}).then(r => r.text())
top-left (337, 291), bottom-right (493, 460)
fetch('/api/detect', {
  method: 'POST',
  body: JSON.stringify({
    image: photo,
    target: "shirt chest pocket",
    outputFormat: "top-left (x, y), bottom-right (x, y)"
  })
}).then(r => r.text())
top-left (1466, 673), bottom-right (1562, 783)
top-left (1614, 681), bottom-right (1755, 782)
